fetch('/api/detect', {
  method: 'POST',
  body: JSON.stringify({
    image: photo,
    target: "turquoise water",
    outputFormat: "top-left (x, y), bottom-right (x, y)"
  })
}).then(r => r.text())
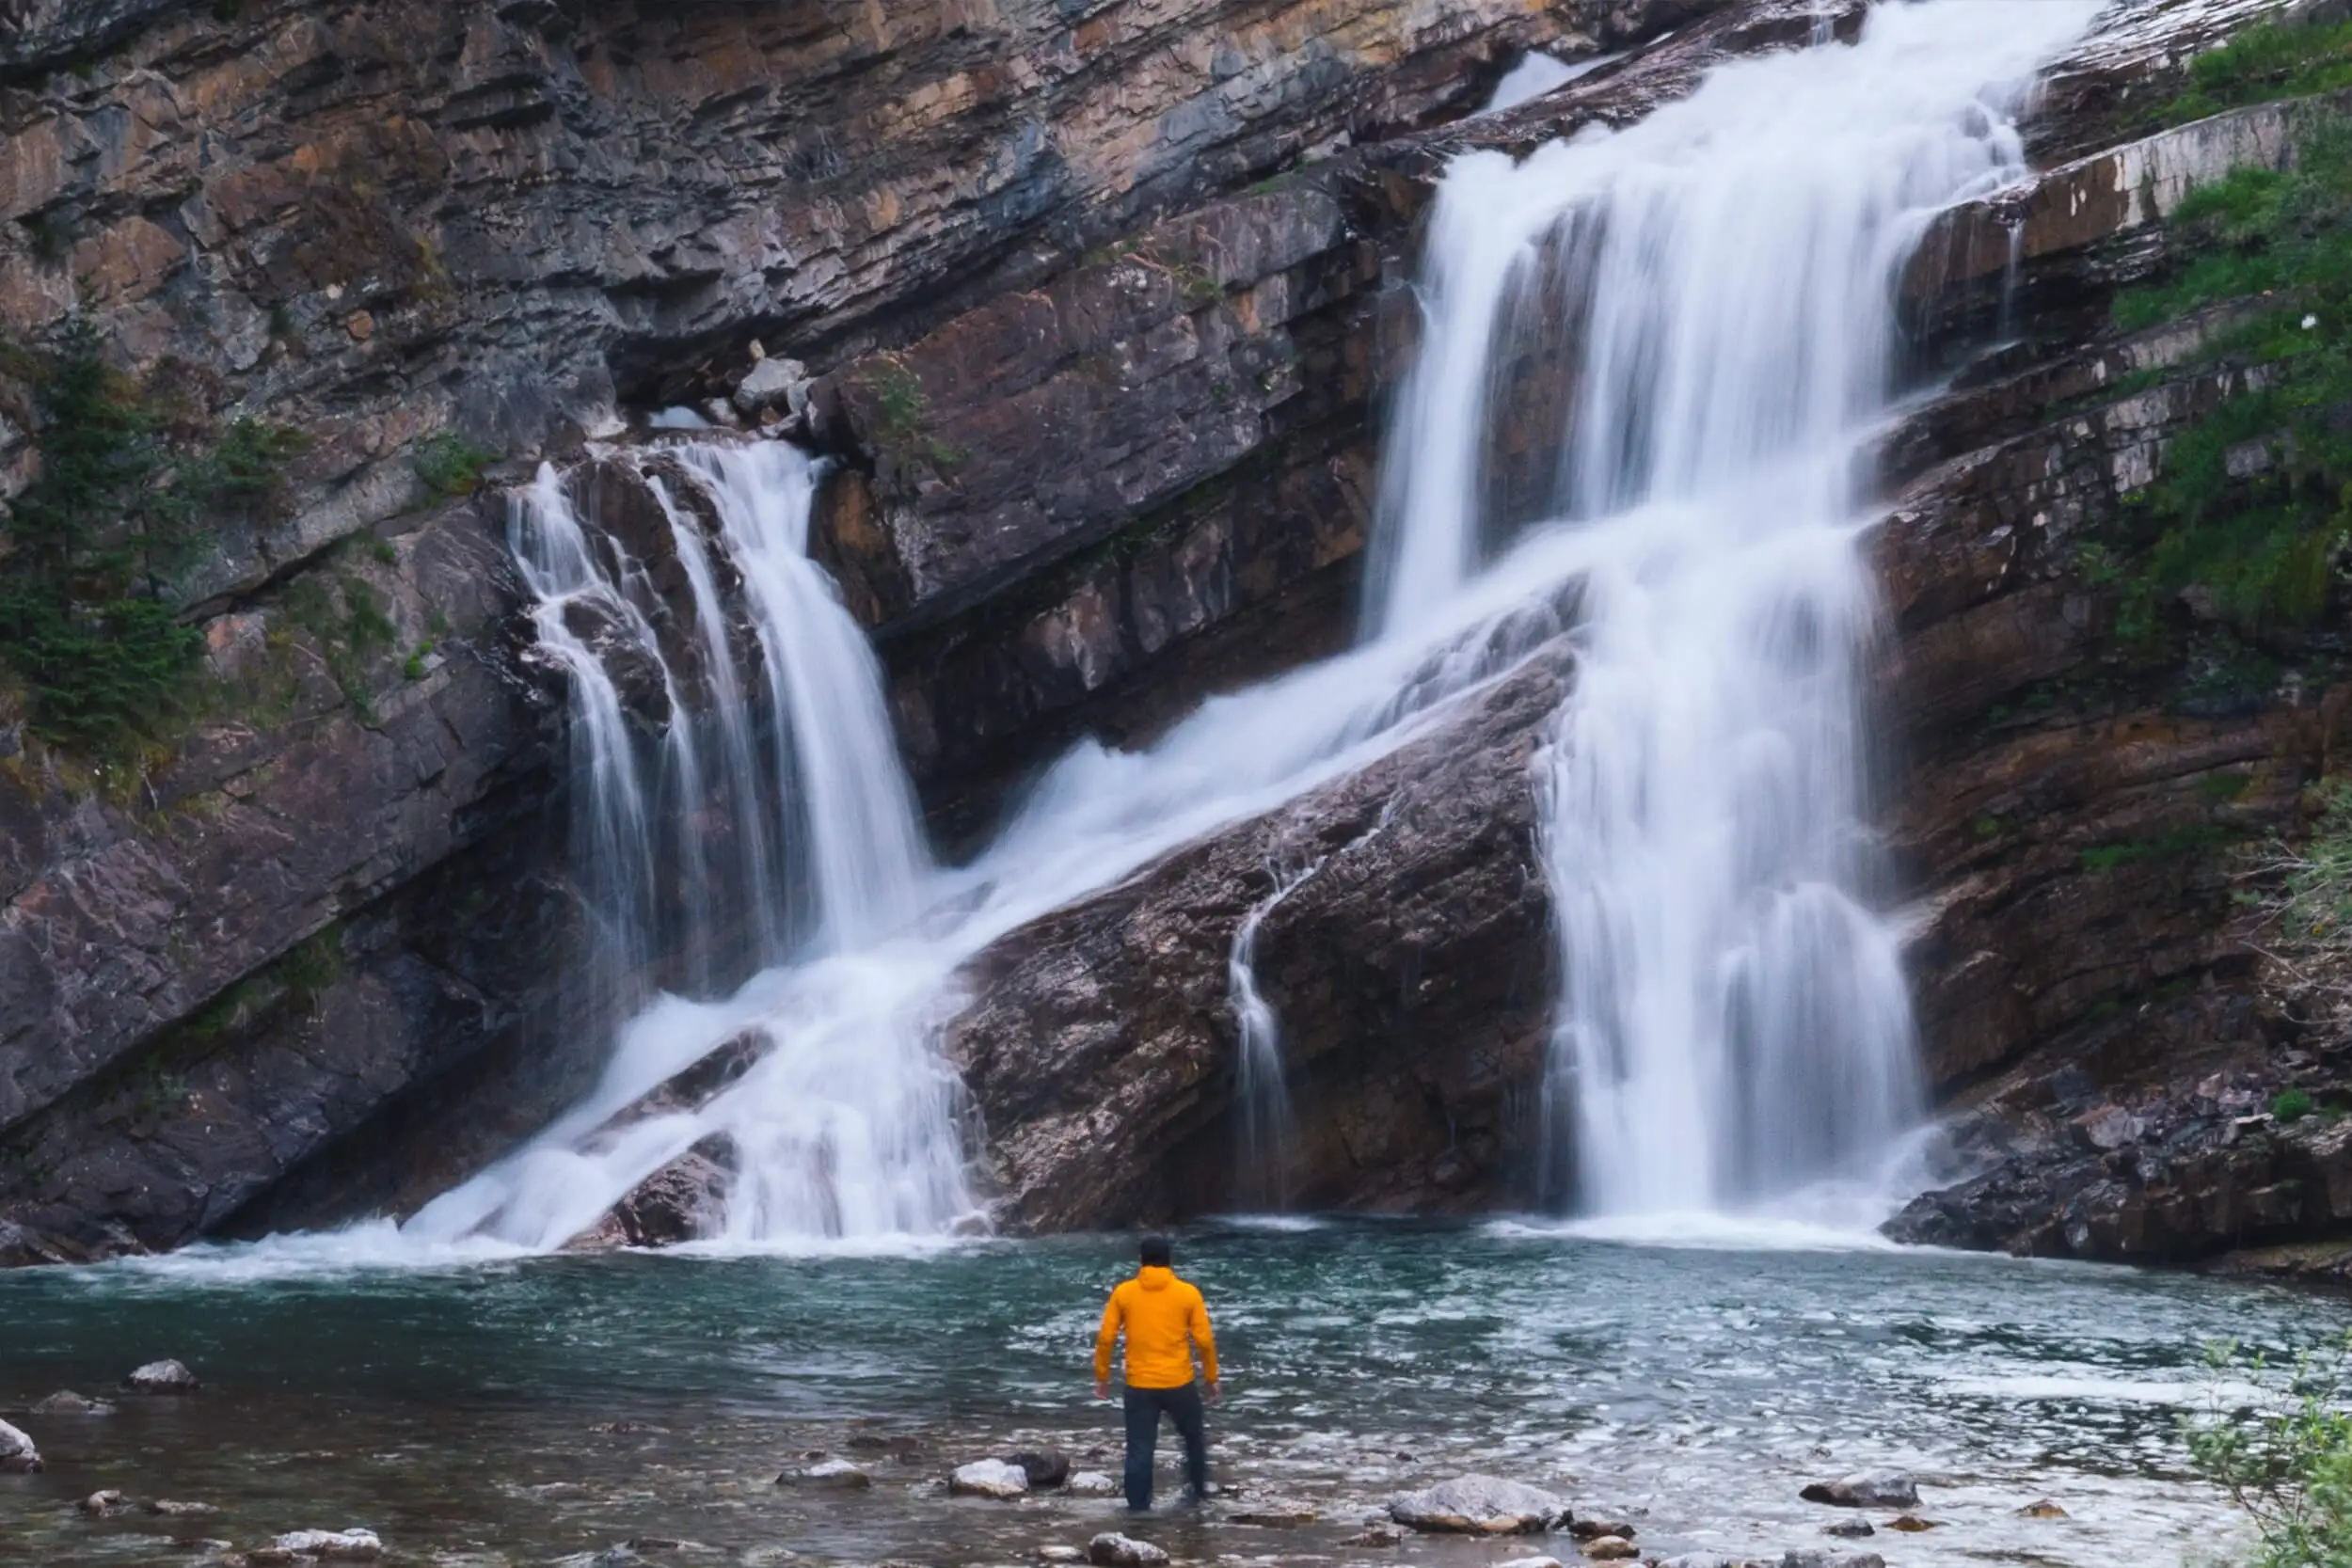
top-left (0, 1221), bottom-right (2333, 1565)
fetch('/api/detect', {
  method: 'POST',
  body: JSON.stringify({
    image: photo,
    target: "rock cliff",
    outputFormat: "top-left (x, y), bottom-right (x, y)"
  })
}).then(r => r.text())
top-left (5, 0), bottom-right (2348, 1263)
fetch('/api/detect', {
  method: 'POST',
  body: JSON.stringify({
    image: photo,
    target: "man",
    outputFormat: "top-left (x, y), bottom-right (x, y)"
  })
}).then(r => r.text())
top-left (1092, 1234), bottom-right (1219, 1511)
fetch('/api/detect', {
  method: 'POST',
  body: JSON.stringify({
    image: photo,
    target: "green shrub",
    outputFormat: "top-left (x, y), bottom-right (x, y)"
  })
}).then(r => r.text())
top-left (2275, 1088), bottom-right (2318, 1121)
top-left (2168, 18), bottom-right (2352, 126)
top-left (413, 432), bottom-right (493, 497)
top-left (2187, 1338), bottom-right (2352, 1567)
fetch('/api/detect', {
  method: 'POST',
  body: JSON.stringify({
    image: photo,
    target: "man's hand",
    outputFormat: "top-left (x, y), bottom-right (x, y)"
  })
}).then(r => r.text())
top-left (1093, 1380), bottom-right (1110, 1401)
top-left (1206, 1381), bottom-right (1222, 1405)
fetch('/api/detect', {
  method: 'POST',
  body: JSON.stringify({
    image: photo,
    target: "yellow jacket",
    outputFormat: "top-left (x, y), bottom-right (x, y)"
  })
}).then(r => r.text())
top-left (1094, 1266), bottom-right (1218, 1388)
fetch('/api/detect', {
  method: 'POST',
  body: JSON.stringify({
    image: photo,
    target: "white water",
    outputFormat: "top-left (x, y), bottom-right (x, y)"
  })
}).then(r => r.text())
top-left (1370, 0), bottom-right (2098, 1215)
top-left (309, 0), bottom-right (2099, 1263)
top-left (1227, 851), bottom-right (1331, 1208)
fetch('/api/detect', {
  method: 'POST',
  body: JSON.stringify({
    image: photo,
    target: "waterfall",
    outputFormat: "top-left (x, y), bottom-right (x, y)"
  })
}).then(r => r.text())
top-left (1371, 0), bottom-right (2097, 1215)
top-left (1227, 852), bottom-right (1328, 1210)
top-left (374, 0), bottom-right (2105, 1260)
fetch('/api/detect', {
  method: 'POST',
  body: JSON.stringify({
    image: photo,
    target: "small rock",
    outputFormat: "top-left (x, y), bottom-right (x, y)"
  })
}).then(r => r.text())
top-left (272, 1528), bottom-right (384, 1560)
top-left (1823, 1518), bottom-right (1875, 1537)
top-left (125, 1359), bottom-right (200, 1394)
top-left (32, 1390), bottom-right (115, 1417)
top-left (950, 1458), bottom-right (1031, 1499)
top-left (1341, 1524), bottom-right (1405, 1547)
top-left (1009, 1449), bottom-right (1071, 1489)
top-left (787, 1460), bottom-right (870, 1490)
top-left (345, 312), bottom-right (374, 342)
top-left (1229, 1499), bottom-right (1319, 1526)
top-left (1886, 1514), bottom-right (1935, 1532)
top-left (80, 1489), bottom-right (135, 1516)
top-left (734, 356), bottom-right (813, 418)
top-left (847, 1434), bottom-right (892, 1452)
top-left (1087, 1533), bottom-right (1168, 1568)
top-left (1780, 1553), bottom-right (1884, 1568)
top-left (1585, 1541), bottom-right (1638, 1562)
top-left (1496, 1558), bottom-right (1562, 1568)
top-left (1066, 1471), bottom-right (1117, 1497)
top-left (1571, 1518), bottom-right (1634, 1541)
top-left (2017, 1498), bottom-right (2068, 1519)
top-left (1039, 1549), bottom-right (1085, 1564)
top-left (147, 1498), bottom-right (220, 1517)
top-left (1387, 1475), bottom-right (1570, 1534)
top-left (0, 1418), bottom-right (40, 1473)
top-left (1799, 1469), bottom-right (1916, 1509)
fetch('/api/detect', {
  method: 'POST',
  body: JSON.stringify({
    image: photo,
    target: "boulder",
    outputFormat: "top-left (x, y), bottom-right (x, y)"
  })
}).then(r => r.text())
top-left (1067, 1471), bottom-right (1118, 1496)
top-left (1009, 1449), bottom-right (1072, 1488)
top-left (950, 1458), bottom-right (1032, 1499)
top-left (125, 1359), bottom-right (199, 1393)
top-left (733, 356), bottom-right (813, 419)
top-left (1799, 1470), bottom-right (1916, 1509)
top-left (272, 1529), bottom-right (385, 1560)
top-left (1387, 1475), bottom-right (1570, 1534)
top-left (32, 1390), bottom-right (115, 1416)
top-left (1087, 1533), bottom-right (1169, 1567)
top-left (0, 1418), bottom-right (40, 1472)
top-left (80, 1489), bottom-right (135, 1515)
top-left (564, 1135), bottom-right (740, 1251)
top-left (787, 1460), bottom-right (870, 1489)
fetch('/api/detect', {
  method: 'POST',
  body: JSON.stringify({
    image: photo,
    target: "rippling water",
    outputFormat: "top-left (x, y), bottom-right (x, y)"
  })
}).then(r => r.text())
top-left (0, 1225), bottom-right (2334, 1565)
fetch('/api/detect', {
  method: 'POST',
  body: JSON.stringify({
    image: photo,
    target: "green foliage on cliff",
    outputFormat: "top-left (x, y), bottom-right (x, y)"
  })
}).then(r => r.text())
top-left (2097, 118), bottom-right (2352, 641)
top-left (2187, 1338), bottom-right (2352, 1568)
top-left (0, 319), bottom-right (308, 761)
top-left (2166, 17), bottom-right (2352, 127)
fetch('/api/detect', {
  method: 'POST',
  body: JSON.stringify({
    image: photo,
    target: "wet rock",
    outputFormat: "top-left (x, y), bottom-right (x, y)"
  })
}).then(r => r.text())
top-left (1229, 1499), bottom-right (1319, 1526)
top-left (1823, 1518), bottom-right (1875, 1537)
top-left (787, 1460), bottom-right (871, 1490)
top-left (80, 1489), bottom-right (135, 1515)
top-left (1343, 1524), bottom-right (1406, 1547)
top-left (126, 1359), bottom-right (200, 1393)
top-left (1571, 1518), bottom-right (1635, 1540)
top-left (1780, 1553), bottom-right (1884, 1568)
top-left (271, 1529), bottom-right (384, 1560)
top-left (31, 1390), bottom-right (115, 1416)
top-left (2017, 1498), bottom-right (2068, 1519)
top-left (1038, 1549), bottom-right (1086, 1564)
top-left (0, 1418), bottom-right (41, 1472)
top-left (950, 1459), bottom-right (1032, 1499)
top-left (847, 1434), bottom-right (894, 1452)
top-left (1799, 1470), bottom-right (1916, 1509)
top-left (1886, 1514), bottom-right (1936, 1532)
top-left (1067, 1471), bottom-right (1118, 1497)
top-left (1495, 1557), bottom-right (1563, 1568)
top-left (564, 1135), bottom-right (741, 1251)
top-left (1387, 1474), bottom-right (1571, 1534)
top-left (148, 1499), bottom-right (222, 1517)
top-left (1087, 1534), bottom-right (1169, 1568)
top-left (1009, 1449), bottom-right (1071, 1488)
top-left (1584, 1541), bottom-right (1639, 1561)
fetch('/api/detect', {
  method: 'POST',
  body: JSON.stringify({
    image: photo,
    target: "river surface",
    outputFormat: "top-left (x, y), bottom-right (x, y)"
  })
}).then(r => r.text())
top-left (0, 1222), bottom-right (2334, 1566)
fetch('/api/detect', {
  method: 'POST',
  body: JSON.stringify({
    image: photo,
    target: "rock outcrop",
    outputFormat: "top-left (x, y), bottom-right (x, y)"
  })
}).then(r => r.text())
top-left (950, 649), bottom-right (1566, 1227)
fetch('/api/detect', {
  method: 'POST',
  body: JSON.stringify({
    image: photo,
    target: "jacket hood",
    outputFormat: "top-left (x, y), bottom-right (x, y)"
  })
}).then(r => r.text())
top-left (1136, 1265), bottom-right (1175, 1291)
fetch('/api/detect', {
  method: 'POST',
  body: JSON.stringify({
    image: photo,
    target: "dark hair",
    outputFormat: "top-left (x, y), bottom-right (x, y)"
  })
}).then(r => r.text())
top-left (1138, 1235), bottom-right (1172, 1267)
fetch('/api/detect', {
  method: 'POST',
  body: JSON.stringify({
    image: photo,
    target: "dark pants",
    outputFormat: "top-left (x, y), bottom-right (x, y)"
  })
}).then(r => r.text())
top-left (1121, 1382), bottom-right (1208, 1511)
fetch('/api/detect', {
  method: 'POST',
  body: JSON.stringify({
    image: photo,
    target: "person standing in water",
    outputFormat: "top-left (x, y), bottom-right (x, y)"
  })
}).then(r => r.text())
top-left (1092, 1235), bottom-right (1219, 1511)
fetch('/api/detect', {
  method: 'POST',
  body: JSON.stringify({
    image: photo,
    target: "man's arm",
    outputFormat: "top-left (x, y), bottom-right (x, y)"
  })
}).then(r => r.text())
top-left (1092, 1287), bottom-right (1123, 1398)
top-left (1189, 1288), bottom-right (1220, 1398)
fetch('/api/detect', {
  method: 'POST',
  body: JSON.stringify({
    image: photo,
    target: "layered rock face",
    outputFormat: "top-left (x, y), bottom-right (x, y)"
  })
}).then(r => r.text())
top-left (3, 0), bottom-right (2342, 1263)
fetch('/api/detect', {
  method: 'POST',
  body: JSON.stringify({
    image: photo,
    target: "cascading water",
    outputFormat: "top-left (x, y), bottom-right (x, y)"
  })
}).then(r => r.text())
top-left (1226, 853), bottom-right (1328, 1209)
top-left (378, 0), bottom-right (2100, 1259)
top-left (1372, 0), bottom-right (2097, 1216)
